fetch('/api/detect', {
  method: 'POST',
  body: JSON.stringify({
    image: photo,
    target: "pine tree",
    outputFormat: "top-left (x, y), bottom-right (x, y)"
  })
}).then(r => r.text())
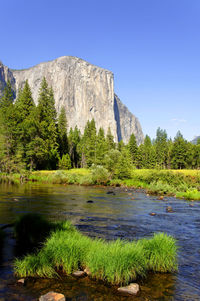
top-left (15, 80), bottom-right (34, 119)
top-left (36, 78), bottom-right (58, 169)
top-left (115, 147), bottom-right (132, 179)
top-left (96, 127), bottom-right (107, 165)
top-left (0, 80), bottom-right (14, 109)
top-left (106, 127), bottom-right (115, 149)
top-left (128, 133), bottom-right (138, 166)
top-left (80, 119), bottom-right (97, 167)
top-left (58, 154), bottom-right (71, 170)
top-left (138, 135), bottom-right (156, 168)
top-left (155, 127), bottom-right (168, 168)
top-left (68, 126), bottom-right (81, 168)
top-left (58, 106), bottom-right (68, 157)
top-left (0, 82), bottom-right (18, 172)
top-left (170, 131), bottom-right (188, 169)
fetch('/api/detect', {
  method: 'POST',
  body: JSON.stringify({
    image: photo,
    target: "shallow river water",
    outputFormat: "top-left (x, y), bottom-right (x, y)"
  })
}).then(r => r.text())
top-left (0, 183), bottom-right (200, 301)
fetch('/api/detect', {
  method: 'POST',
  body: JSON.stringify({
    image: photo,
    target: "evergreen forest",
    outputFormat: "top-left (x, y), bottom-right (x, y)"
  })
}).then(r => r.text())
top-left (0, 79), bottom-right (200, 175)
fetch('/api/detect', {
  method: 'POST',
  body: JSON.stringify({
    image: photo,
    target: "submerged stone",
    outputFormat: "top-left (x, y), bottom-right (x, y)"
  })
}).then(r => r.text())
top-left (118, 283), bottom-right (140, 295)
top-left (39, 291), bottom-right (65, 301)
top-left (166, 206), bottom-right (174, 213)
top-left (17, 278), bottom-right (25, 285)
top-left (72, 270), bottom-right (86, 277)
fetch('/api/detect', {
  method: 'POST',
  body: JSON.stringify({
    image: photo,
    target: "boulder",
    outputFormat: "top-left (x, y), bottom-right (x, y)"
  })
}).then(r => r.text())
top-left (39, 291), bottom-right (65, 301)
top-left (118, 283), bottom-right (140, 295)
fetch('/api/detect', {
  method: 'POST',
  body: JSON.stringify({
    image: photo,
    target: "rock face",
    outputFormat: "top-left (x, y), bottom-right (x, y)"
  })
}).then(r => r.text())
top-left (0, 61), bottom-right (15, 97)
top-left (0, 56), bottom-right (144, 144)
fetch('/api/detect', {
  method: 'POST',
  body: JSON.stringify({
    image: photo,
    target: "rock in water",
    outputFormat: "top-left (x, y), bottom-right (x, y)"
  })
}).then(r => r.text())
top-left (39, 291), bottom-right (65, 301)
top-left (72, 270), bottom-right (86, 277)
top-left (118, 283), bottom-right (140, 295)
top-left (0, 56), bottom-right (144, 144)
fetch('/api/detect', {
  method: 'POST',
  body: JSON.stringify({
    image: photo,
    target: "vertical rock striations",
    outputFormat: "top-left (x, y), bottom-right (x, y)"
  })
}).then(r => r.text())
top-left (0, 61), bottom-right (15, 97)
top-left (0, 56), bottom-right (144, 144)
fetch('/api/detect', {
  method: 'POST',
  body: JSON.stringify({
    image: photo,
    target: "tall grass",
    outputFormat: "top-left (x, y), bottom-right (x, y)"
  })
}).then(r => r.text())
top-left (176, 189), bottom-right (200, 201)
top-left (14, 216), bottom-right (178, 285)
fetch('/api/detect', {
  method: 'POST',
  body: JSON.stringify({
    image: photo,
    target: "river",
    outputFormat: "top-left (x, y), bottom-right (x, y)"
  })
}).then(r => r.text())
top-left (0, 183), bottom-right (200, 301)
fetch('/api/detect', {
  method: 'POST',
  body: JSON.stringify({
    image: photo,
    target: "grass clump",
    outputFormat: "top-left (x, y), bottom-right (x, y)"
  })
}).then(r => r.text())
top-left (14, 215), bottom-right (178, 285)
top-left (139, 232), bottom-right (178, 272)
top-left (176, 189), bottom-right (200, 201)
top-left (147, 181), bottom-right (176, 195)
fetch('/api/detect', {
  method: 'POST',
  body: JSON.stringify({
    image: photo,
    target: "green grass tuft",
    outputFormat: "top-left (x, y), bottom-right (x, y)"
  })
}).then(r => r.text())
top-left (14, 215), bottom-right (178, 285)
top-left (176, 189), bottom-right (200, 201)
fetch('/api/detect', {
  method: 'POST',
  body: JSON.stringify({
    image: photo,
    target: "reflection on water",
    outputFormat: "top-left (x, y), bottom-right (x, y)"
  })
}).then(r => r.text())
top-left (0, 183), bottom-right (200, 300)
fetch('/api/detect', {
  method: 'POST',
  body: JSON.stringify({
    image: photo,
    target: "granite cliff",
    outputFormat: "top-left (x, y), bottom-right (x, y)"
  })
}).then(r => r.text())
top-left (0, 56), bottom-right (144, 144)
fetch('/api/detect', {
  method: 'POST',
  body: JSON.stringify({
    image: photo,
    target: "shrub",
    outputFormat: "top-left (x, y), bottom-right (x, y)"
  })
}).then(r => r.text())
top-left (90, 165), bottom-right (110, 185)
top-left (49, 170), bottom-right (68, 184)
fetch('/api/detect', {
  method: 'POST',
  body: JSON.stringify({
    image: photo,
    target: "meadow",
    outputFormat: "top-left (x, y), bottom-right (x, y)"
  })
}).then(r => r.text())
top-left (0, 168), bottom-right (200, 200)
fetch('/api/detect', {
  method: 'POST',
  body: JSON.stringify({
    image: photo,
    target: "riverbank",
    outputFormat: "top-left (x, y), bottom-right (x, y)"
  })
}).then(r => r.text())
top-left (0, 168), bottom-right (200, 200)
top-left (14, 214), bottom-right (177, 285)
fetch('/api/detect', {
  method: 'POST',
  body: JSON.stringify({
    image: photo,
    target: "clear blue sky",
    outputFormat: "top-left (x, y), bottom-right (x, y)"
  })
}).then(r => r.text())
top-left (1, 0), bottom-right (200, 141)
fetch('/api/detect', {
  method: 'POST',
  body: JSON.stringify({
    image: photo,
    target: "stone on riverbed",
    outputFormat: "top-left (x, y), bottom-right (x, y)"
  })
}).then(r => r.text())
top-left (166, 206), bottom-right (174, 213)
top-left (118, 283), bottom-right (140, 295)
top-left (84, 267), bottom-right (91, 276)
top-left (17, 278), bottom-right (25, 285)
top-left (39, 291), bottom-right (65, 301)
top-left (72, 270), bottom-right (86, 277)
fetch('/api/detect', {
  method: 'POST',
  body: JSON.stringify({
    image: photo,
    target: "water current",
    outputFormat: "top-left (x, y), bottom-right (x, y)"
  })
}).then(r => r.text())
top-left (0, 183), bottom-right (199, 301)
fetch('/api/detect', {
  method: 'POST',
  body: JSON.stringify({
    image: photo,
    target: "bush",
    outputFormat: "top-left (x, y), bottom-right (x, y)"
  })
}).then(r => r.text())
top-left (49, 170), bottom-right (68, 184)
top-left (90, 165), bottom-right (110, 185)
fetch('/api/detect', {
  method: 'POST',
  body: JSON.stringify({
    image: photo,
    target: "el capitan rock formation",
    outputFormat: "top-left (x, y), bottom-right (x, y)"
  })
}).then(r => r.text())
top-left (0, 56), bottom-right (144, 144)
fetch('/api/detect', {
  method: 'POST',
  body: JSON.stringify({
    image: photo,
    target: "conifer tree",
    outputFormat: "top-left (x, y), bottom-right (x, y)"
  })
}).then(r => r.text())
top-left (58, 106), bottom-right (68, 157)
top-left (80, 119), bottom-right (97, 167)
top-left (138, 135), bottom-right (156, 168)
top-left (96, 127), bottom-right (107, 165)
top-left (68, 126), bottom-right (81, 168)
top-left (0, 81), bottom-right (18, 172)
top-left (36, 78), bottom-right (58, 169)
top-left (155, 127), bottom-right (168, 168)
top-left (15, 80), bottom-right (34, 119)
top-left (170, 131), bottom-right (188, 169)
top-left (128, 133), bottom-right (138, 166)
top-left (106, 127), bottom-right (115, 149)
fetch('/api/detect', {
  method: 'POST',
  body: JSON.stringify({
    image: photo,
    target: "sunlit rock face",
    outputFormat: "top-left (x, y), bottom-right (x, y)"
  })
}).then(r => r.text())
top-left (0, 61), bottom-right (15, 97)
top-left (0, 56), bottom-right (144, 144)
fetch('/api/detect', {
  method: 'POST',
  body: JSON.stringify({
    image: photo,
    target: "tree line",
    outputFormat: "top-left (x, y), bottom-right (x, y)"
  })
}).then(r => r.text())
top-left (0, 79), bottom-right (199, 174)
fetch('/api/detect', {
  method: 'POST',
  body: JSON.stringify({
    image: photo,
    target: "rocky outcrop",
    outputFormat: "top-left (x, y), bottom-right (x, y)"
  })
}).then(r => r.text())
top-left (0, 56), bottom-right (144, 144)
top-left (0, 61), bottom-right (15, 97)
top-left (114, 94), bottom-right (143, 144)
